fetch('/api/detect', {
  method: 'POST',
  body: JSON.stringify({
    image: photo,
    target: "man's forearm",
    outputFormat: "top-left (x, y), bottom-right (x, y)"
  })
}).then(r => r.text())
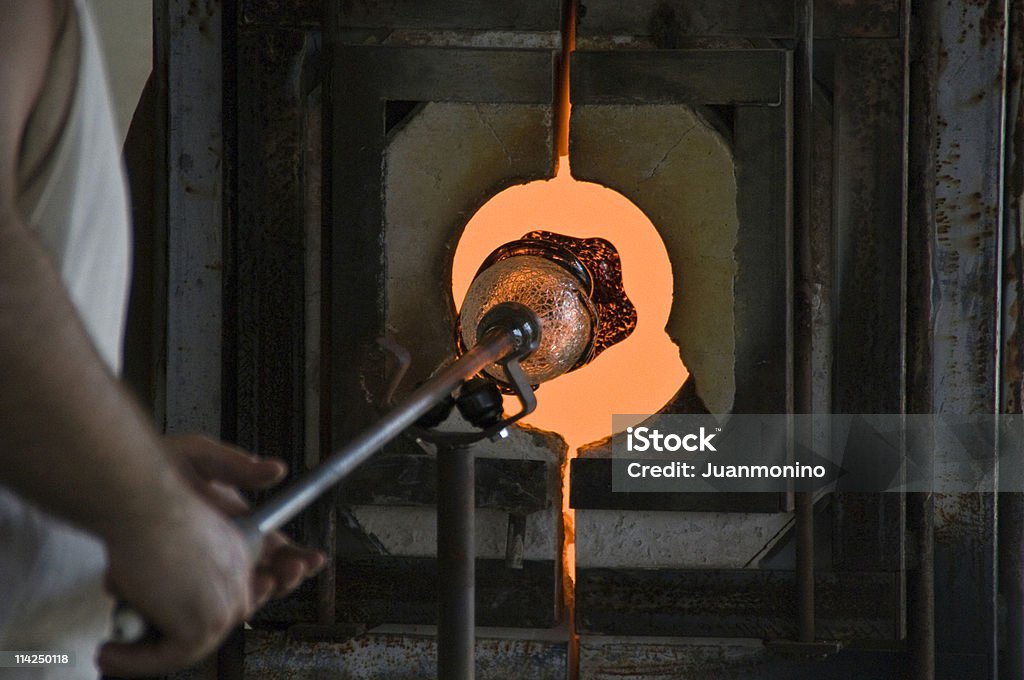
top-left (0, 212), bottom-right (193, 544)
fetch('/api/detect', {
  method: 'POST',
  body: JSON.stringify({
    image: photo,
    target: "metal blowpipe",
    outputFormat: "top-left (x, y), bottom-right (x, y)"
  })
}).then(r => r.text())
top-left (110, 302), bottom-right (541, 643)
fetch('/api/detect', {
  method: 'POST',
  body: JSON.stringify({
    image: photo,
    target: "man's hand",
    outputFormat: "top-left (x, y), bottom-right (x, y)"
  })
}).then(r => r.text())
top-left (98, 479), bottom-right (255, 677)
top-left (98, 436), bottom-right (326, 677)
top-left (166, 434), bottom-right (327, 605)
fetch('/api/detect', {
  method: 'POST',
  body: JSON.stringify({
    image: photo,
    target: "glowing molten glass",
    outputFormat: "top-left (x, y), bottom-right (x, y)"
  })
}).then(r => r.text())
top-left (459, 231), bottom-right (637, 386)
top-left (461, 255), bottom-right (596, 385)
top-left (452, 163), bottom-right (685, 451)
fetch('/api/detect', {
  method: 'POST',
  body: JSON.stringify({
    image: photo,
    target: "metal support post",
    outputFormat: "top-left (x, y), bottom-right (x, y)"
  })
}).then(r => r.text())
top-left (437, 442), bottom-right (476, 680)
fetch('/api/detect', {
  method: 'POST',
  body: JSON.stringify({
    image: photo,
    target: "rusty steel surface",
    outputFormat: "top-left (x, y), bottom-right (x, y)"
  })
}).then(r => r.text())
top-left (931, 2), bottom-right (1006, 416)
top-left (340, 456), bottom-right (551, 513)
top-left (1000, 3), bottom-right (1024, 678)
top-left (329, 556), bottom-right (560, 628)
top-left (162, 0), bottom-right (224, 436)
top-left (1006, 0), bottom-right (1024, 416)
top-left (832, 39), bottom-right (906, 414)
top-left (574, 0), bottom-right (901, 47)
top-left (328, 46), bottom-right (558, 452)
top-left (241, 0), bottom-right (321, 27)
top-left (329, 0), bottom-right (562, 32)
top-left (244, 629), bottom-right (568, 679)
top-left (575, 568), bottom-right (901, 640)
top-left (793, 0), bottom-right (815, 646)
top-left (577, 638), bottom-right (908, 679)
top-left (233, 26), bottom-right (314, 473)
top-left (829, 34), bottom-right (908, 617)
top-left (906, 2), bottom-right (937, 674)
top-left (571, 50), bottom-right (787, 106)
top-left (923, 0), bottom-right (1008, 678)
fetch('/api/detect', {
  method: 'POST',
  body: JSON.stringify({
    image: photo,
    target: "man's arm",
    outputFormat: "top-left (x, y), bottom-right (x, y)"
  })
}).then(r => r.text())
top-left (0, 2), bottom-right (254, 674)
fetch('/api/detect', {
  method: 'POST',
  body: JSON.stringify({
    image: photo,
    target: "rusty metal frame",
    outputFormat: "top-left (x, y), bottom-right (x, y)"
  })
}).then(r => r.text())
top-left (243, 628), bottom-right (568, 679)
top-left (158, 0), bottom-right (225, 437)
top-left (324, 39), bottom-right (562, 673)
top-left (157, 0), bottom-right (232, 677)
top-left (567, 20), bottom-right (915, 673)
top-left (575, 0), bottom-right (904, 44)
top-left (569, 47), bottom-right (793, 488)
top-left (1000, 5), bottom-right (1024, 680)
top-left (574, 567), bottom-right (902, 640)
top-left (327, 45), bottom-right (558, 449)
top-left (157, 0), bottom-right (1023, 677)
top-left (923, 1), bottom-right (1008, 678)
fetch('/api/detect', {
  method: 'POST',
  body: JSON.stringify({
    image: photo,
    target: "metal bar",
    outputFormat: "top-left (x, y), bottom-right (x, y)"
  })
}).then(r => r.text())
top-left (339, 456), bottom-right (548, 512)
top-left (245, 629), bottom-right (567, 680)
top-left (437, 442), bottom-right (476, 680)
top-left (909, 492), bottom-right (936, 679)
top-left (329, 0), bottom-right (561, 32)
top-left (316, 501), bottom-right (337, 625)
top-left (574, 567), bottom-right (901, 639)
top-left (907, 0), bottom-right (938, 675)
top-left (926, 0), bottom-right (1008, 675)
top-left (1000, 5), bottom-right (1024, 678)
top-left (903, 0), bottom-right (934, 675)
top-left (794, 0), bottom-right (815, 645)
top-left (245, 328), bottom-right (514, 537)
top-left (794, 492), bottom-right (815, 641)
top-left (571, 50), bottom-right (787, 106)
top-left (163, 0), bottom-right (224, 436)
top-left (111, 328), bottom-right (517, 645)
top-left (328, 555), bottom-right (559, 628)
top-left (578, 639), bottom-right (907, 678)
top-left (573, 0), bottom-right (902, 44)
top-left (731, 101), bottom-right (792, 416)
top-left (340, 46), bottom-right (558, 104)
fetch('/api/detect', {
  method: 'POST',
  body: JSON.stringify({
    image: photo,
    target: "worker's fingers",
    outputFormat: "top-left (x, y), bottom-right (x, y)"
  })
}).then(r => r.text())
top-left (258, 530), bottom-right (327, 573)
top-left (168, 433), bottom-right (287, 490)
top-left (193, 479), bottom-right (251, 517)
top-left (256, 530), bottom-right (289, 563)
top-left (263, 551), bottom-right (309, 596)
top-left (256, 534), bottom-right (327, 599)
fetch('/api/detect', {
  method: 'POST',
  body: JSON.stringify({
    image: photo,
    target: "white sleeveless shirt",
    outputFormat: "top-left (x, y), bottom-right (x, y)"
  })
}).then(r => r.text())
top-left (0, 0), bottom-right (132, 677)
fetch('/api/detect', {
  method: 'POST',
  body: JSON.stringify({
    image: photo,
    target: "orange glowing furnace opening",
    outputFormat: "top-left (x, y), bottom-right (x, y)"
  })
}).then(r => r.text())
top-left (453, 3), bottom-right (686, 665)
top-left (452, 161), bottom-right (688, 453)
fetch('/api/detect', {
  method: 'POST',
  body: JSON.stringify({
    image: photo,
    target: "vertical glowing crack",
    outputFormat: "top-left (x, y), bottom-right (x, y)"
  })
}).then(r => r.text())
top-left (557, 1), bottom-right (580, 676)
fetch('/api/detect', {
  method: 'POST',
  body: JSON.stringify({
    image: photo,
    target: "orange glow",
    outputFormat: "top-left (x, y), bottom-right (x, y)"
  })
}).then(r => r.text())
top-left (453, 3), bottom-right (685, 668)
top-left (452, 162), bottom-right (688, 452)
top-left (452, 158), bottom-right (686, 670)
top-left (453, 160), bottom-right (685, 669)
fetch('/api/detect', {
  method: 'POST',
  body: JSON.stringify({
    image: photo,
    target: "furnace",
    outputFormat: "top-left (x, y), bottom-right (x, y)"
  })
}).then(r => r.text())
top-left (138, 0), bottom-right (1023, 678)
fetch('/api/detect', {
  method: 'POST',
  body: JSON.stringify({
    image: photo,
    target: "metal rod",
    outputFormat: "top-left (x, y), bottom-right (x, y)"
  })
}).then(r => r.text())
top-left (910, 491), bottom-right (935, 679)
top-left (111, 327), bottom-right (518, 645)
top-left (111, 327), bottom-right (516, 644)
top-left (244, 328), bottom-right (515, 538)
top-left (906, 0), bottom-right (935, 674)
top-left (794, 0), bottom-right (816, 645)
top-left (1000, 495), bottom-right (1024, 678)
top-left (999, 4), bottom-right (1024, 678)
top-left (907, 175), bottom-right (938, 671)
top-left (437, 441), bottom-right (475, 680)
top-left (316, 500), bottom-right (338, 624)
top-left (794, 490), bottom-right (815, 642)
